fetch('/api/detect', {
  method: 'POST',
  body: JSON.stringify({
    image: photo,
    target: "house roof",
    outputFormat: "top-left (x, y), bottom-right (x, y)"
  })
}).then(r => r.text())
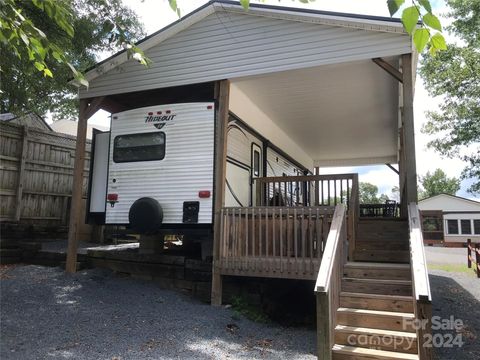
top-left (1, 112), bottom-right (53, 132)
top-left (418, 193), bottom-right (480, 212)
top-left (77, 0), bottom-right (409, 87)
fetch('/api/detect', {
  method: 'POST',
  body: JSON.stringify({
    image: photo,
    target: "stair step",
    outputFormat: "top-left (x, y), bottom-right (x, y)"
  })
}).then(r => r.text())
top-left (336, 308), bottom-right (416, 332)
top-left (332, 344), bottom-right (419, 360)
top-left (342, 278), bottom-right (412, 296)
top-left (354, 249), bottom-right (410, 263)
top-left (340, 292), bottom-right (414, 312)
top-left (344, 262), bottom-right (411, 280)
top-left (356, 242), bottom-right (409, 251)
top-left (335, 325), bottom-right (418, 354)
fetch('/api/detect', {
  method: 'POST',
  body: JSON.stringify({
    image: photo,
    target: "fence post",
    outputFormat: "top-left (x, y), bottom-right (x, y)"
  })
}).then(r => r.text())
top-left (467, 239), bottom-right (472, 269)
top-left (14, 126), bottom-right (29, 221)
top-left (476, 243), bottom-right (480, 279)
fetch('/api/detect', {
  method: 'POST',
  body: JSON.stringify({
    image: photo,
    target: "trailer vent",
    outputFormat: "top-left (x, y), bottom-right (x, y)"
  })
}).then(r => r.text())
top-left (183, 201), bottom-right (199, 224)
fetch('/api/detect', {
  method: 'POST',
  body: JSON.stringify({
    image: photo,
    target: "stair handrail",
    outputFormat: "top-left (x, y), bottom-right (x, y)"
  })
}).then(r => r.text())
top-left (408, 202), bottom-right (432, 360)
top-left (408, 203), bottom-right (431, 302)
top-left (314, 203), bottom-right (347, 360)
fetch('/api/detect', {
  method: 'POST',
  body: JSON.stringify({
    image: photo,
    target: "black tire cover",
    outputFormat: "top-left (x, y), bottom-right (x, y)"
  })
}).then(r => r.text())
top-left (129, 197), bottom-right (163, 233)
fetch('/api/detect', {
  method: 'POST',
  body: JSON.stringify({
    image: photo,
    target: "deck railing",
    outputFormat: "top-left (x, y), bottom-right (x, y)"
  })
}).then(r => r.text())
top-left (254, 173), bottom-right (358, 208)
top-left (218, 206), bottom-right (335, 279)
top-left (314, 204), bottom-right (348, 359)
top-left (408, 203), bottom-right (433, 360)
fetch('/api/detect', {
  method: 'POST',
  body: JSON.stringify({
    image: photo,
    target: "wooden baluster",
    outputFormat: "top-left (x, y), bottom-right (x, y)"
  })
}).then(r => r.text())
top-left (301, 208), bottom-right (306, 274)
top-left (266, 206), bottom-right (269, 259)
top-left (308, 208), bottom-right (314, 273)
top-left (294, 207), bottom-right (298, 261)
top-left (328, 181), bottom-right (331, 206)
top-left (340, 180), bottom-right (343, 204)
top-left (245, 207), bottom-right (249, 263)
top-left (316, 208), bottom-right (321, 259)
top-left (334, 180), bottom-right (338, 205)
top-left (259, 208), bottom-right (263, 259)
top-left (280, 208), bottom-right (283, 273)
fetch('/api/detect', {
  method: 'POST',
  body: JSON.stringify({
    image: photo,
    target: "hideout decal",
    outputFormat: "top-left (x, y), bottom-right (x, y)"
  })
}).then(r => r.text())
top-left (144, 112), bottom-right (176, 130)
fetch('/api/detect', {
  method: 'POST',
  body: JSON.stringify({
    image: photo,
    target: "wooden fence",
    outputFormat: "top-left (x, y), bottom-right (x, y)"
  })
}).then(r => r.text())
top-left (467, 239), bottom-right (480, 278)
top-left (0, 121), bottom-right (91, 227)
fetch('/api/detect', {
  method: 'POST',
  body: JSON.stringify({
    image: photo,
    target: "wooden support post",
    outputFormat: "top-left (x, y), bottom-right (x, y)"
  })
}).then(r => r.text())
top-left (65, 97), bottom-right (104, 273)
top-left (211, 80), bottom-right (230, 306)
top-left (402, 53), bottom-right (418, 205)
top-left (416, 301), bottom-right (433, 360)
top-left (316, 292), bottom-right (332, 360)
top-left (14, 126), bottom-right (29, 221)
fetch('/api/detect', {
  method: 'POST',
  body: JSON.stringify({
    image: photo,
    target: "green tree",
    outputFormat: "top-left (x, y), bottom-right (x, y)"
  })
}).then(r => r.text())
top-left (420, 0), bottom-right (480, 195)
top-left (0, 0), bottom-right (145, 119)
top-left (418, 169), bottom-right (461, 199)
top-left (359, 182), bottom-right (389, 204)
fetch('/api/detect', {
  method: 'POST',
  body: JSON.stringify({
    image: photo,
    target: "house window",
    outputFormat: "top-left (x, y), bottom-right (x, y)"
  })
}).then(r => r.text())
top-left (474, 220), bottom-right (480, 235)
top-left (461, 219), bottom-right (472, 234)
top-left (447, 219), bottom-right (459, 234)
top-left (113, 132), bottom-right (165, 163)
top-left (422, 217), bottom-right (442, 232)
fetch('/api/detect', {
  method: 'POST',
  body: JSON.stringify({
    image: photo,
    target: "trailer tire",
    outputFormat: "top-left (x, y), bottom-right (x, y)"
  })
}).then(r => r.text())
top-left (129, 197), bottom-right (163, 234)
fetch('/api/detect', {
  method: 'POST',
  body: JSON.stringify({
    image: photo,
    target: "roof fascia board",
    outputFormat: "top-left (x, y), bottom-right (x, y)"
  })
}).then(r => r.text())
top-left (420, 193), bottom-right (480, 206)
top-left (314, 155), bottom-right (398, 167)
top-left (214, 2), bottom-right (407, 34)
top-left (77, 4), bottom-right (216, 86)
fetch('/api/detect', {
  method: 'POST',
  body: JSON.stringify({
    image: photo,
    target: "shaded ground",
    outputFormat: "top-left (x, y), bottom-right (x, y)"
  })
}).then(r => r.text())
top-left (0, 265), bottom-right (315, 360)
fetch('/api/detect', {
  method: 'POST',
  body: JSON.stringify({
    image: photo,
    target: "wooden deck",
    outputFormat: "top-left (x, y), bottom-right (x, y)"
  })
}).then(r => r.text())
top-left (217, 173), bottom-right (359, 281)
top-left (218, 206), bottom-right (334, 279)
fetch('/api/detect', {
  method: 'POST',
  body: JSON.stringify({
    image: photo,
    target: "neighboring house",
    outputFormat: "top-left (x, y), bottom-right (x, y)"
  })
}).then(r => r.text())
top-left (0, 112), bottom-right (53, 132)
top-left (50, 119), bottom-right (108, 140)
top-left (419, 194), bottom-right (480, 247)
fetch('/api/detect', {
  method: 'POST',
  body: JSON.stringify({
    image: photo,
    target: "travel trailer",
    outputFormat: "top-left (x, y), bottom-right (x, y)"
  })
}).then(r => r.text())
top-left (87, 102), bottom-right (307, 255)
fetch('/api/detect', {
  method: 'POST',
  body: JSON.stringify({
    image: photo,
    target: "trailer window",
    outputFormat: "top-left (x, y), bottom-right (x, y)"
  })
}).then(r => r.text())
top-left (253, 150), bottom-right (260, 177)
top-left (113, 132), bottom-right (165, 163)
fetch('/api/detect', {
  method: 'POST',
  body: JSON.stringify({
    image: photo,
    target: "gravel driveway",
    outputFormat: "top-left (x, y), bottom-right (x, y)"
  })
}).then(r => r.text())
top-left (1, 265), bottom-right (315, 360)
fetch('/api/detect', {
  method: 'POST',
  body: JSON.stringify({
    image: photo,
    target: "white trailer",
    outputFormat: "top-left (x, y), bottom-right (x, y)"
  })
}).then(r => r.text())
top-left (87, 103), bottom-right (307, 256)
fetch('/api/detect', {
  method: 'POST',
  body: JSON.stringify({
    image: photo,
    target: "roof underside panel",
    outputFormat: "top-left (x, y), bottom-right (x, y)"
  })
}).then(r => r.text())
top-left (231, 59), bottom-right (400, 167)
top-left (80, 10), bottom-right (411, 99)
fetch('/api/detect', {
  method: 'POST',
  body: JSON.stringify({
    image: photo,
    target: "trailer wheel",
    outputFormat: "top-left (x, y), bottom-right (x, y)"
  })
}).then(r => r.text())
top-left (129, 197), bottom-right (163, 234)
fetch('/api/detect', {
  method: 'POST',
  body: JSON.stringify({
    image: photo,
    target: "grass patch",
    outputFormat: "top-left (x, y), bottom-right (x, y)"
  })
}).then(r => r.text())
top-left (428, 263), bottom-right (476, 276)
top-left (231, 296), bottom-right (270, 323)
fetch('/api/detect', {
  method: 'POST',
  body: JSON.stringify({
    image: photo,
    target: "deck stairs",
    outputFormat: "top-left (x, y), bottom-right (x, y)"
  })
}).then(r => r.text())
top-left (331, 219), bottom-right (419, 359)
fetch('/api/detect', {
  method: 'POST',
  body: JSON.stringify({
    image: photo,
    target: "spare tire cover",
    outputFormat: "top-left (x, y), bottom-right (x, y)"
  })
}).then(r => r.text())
top-left (129, 197), bottom-right (163, 233)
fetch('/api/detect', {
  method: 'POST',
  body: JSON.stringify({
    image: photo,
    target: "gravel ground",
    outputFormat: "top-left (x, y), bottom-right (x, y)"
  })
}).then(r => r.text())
top-left (0, 265), bottom-right (315, 360)
top-left (429, 270), bottom-right (480, 360)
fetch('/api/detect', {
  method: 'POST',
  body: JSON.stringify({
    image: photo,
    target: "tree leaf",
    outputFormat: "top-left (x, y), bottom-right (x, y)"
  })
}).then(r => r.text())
top-left (418, 0), bottom-right (432, 13)
top-left (240, 0), bottom-right (250, 10)
top-left (431, 32), bottom-right (447, 50)
top-left (423, 13), bottom-right (442, 32)
top-left (168, 0), bottom-right (177, 12)
top-left (413, 28), bottom-right (430, 53)
top-left (34, 61), bottom-right (45, 71)
top-left (387, 0), bottom-right (405, 16)
top-left (401, 6), bottom-right (420, 34)
top-left (43, 68), bottom-right (53, 77)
